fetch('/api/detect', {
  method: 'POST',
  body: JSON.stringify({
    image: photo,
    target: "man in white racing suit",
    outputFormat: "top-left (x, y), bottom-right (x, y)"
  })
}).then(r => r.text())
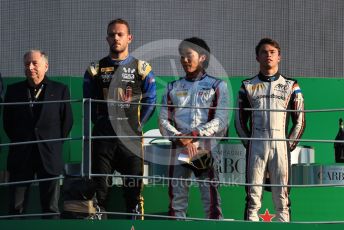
top-left (235, 38), bottom-right (305, 222)
top-left (159, 37), bottom-right (229, 219)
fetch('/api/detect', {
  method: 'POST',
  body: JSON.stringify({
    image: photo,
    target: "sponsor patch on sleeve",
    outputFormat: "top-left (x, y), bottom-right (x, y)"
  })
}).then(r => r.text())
top-left (87, 62), bottom-right (99, 77)
top-left (138, 60), bottom-right (152, 79)
top-left (293, 84), bottom-right (302, 94)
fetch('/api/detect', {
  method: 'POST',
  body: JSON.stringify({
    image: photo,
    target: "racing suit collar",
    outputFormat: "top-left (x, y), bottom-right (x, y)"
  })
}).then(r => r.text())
top-left (184, 71), bottom-right (207, 82)
top-left (258, 72), bottom-right (280, 82)
top-left (107, 55), bottom-right (134, 65)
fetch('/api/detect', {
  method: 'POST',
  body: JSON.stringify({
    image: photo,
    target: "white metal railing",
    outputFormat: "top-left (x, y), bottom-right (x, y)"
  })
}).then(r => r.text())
top-left (0, 98), bottom-right (344, 221)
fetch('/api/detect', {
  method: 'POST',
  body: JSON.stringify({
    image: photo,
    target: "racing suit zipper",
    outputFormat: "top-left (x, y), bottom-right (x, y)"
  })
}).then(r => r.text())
top-left (191, 82), bottom-right (196, 130)
top-left (268, 81), bottom-right (273, 148)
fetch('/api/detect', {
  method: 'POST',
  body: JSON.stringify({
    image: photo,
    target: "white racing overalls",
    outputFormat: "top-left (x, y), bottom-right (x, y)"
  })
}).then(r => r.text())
top-left (235, 73), bottom-right (305, 222)
top-left (159, 73), bottom-right (229, 219)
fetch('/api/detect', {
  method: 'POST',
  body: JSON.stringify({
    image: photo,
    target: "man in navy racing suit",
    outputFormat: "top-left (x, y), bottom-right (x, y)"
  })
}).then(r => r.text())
top-left (83, 18), bottom-right (156, 219)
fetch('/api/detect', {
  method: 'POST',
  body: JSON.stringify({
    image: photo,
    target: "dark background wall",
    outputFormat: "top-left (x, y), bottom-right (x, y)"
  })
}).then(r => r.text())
top-left (1, 0), bottom-right (344, 78)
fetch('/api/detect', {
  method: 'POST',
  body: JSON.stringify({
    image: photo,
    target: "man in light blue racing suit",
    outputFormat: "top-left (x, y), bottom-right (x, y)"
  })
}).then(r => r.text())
top-left (159, 37), bottom-right (229, 219)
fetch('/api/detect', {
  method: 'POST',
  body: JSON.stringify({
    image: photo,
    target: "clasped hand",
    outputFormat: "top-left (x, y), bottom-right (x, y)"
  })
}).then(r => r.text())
top-left (176, 133), bottom-right (198, 158)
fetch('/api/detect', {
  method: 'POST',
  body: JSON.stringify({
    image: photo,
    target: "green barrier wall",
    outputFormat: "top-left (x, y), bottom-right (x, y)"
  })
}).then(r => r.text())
top-left (1, 76), bottom-right (344, 222)
top-left (0, 76), bottom-right (83, 167)
top-left (1, 185), bottom-right (344, 221)
top-left (1, 76), bottom-right (344, 168)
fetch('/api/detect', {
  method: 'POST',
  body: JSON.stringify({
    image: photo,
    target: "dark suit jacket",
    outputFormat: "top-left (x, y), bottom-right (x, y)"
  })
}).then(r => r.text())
top-left (3, 77), bottom-right (73, 175)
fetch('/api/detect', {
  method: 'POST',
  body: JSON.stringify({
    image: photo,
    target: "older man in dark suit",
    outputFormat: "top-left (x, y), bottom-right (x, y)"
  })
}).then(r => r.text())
top-left (3, 50), bottom-right (73, 219)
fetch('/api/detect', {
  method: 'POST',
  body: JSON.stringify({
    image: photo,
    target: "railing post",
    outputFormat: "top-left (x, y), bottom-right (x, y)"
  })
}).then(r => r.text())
top-left (82, 98), bottom-right (92, 179)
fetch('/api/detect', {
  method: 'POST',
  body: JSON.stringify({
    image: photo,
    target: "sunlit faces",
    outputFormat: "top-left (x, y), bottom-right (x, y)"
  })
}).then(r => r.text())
top-left (106, 23), bottom-right (132, 57)
top-left (256, 44), bottom-right (281, 71)
top-left (24, 51), bottom-right (48, 86)
top-left (179, 48), bottom-right (206, 75)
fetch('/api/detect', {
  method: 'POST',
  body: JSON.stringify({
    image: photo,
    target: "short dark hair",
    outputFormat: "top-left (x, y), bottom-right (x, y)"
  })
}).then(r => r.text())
top-left (179, 37), bottom-right (211, 69)
top-left (255, 38), bottom-right (281, 56)
top-left (107, 18), bottom-right (131, 35)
